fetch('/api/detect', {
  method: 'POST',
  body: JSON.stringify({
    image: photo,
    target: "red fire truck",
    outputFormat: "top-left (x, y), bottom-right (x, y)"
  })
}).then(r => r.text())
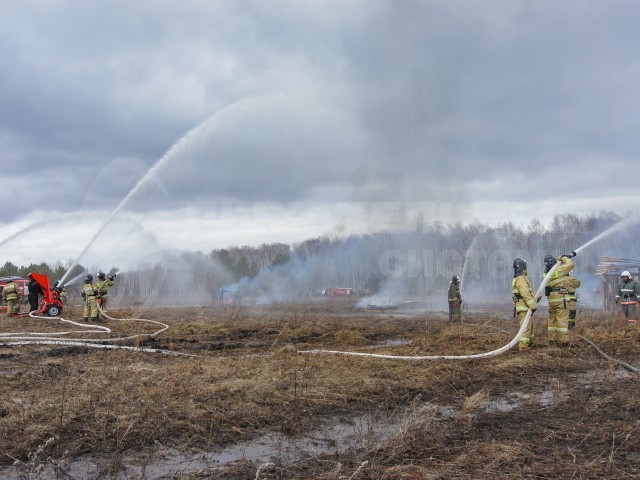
top-left (322, 287), bottom-right (354, 296)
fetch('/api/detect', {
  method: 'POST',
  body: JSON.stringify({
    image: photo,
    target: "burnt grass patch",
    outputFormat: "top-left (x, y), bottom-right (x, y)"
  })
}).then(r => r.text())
top-left (1, 303), bottom-right (640, 478)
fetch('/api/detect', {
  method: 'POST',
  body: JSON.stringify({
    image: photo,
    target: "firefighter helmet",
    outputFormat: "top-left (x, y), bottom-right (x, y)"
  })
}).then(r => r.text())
top-left (85, 274), bottom-right (93, 283)
top-left (513, 258), bottom-right (527, 275)
top-left (622, 271), bottom-right (631, 278)
top-left (451, 275), bottom-right (460, 284)
top-left (543, 255), bottom-right (556, 272)
top-left (98, 272), bottom-right (106, 280)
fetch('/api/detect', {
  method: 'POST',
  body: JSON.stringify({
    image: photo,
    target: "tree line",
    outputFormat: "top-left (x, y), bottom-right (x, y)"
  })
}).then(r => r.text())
top-left (0, 261), bottom-right (86, 284)
top-left (2, 211), bottom-right (637, 305)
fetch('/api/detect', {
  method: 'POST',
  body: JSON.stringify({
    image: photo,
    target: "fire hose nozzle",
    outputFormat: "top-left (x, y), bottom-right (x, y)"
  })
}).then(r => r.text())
top-left (564, 251), bottom-right (577, 258)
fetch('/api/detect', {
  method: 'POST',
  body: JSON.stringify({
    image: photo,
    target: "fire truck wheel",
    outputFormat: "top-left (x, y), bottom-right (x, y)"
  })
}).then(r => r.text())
top-left (46, 305), bottom-right (60, 317)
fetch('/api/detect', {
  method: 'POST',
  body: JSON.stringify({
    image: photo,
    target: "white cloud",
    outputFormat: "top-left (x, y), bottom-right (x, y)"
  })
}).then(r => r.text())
top-left (1, 0), bottom-right (639, 263)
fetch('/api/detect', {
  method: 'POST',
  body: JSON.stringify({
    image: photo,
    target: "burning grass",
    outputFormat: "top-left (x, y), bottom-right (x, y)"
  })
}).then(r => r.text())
top-left (1, 302), bottom-right (640, 478)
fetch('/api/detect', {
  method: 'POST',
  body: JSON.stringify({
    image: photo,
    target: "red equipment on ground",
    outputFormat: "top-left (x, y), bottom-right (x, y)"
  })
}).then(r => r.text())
top-left (23, 273), bottom-right (64, 317)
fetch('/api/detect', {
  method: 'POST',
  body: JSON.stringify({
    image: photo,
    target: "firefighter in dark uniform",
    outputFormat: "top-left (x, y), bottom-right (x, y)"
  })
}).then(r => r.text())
top-left (27, 274), bottom-right (43, 312)
top-left (448, 275), bottom-right (462, 323)
top-left (615, 271), bottom-right (640, 330)
top-left (512, 258), bottom-right (537, 350)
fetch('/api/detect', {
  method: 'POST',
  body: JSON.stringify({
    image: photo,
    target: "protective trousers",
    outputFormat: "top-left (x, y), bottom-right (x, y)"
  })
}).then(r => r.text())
top-left (99, 295), bottom-right (109, 313)
top-left (622, 302), bottom-right (637, 319)
top-left (548, 294), bottom-right (569, 344)
top-left (448, 301), bottom-right (461, 323)
top-left (83, 296), bottom-right (98, 320)
top-left (517, 310), bottom-right (535, 350)
top-left (6, 298), bottom-right (20, 317)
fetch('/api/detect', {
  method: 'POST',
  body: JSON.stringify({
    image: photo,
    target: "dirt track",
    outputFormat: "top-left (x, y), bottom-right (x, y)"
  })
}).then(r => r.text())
top-left (1, 302), bottom-right (640, 479)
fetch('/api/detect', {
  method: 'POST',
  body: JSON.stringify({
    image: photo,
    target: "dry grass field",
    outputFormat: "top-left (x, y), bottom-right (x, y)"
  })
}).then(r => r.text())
top-left (1, 300), bottom-right (640, 479)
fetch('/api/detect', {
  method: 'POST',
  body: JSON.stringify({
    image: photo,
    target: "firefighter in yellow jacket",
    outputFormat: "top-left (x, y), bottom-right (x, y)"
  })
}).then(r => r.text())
top-left (511, 258), bottom-right (537, 350)
top-left (544, 252), bottom-right (576, 345)
top-left (2, 279), bottom-right (22, 317)
top-left (543, 255), bottom-right (581, 330)
top-left (82, 275), bottom-right (98, 322)
top-left (95, 272), bottom-right (116, 317)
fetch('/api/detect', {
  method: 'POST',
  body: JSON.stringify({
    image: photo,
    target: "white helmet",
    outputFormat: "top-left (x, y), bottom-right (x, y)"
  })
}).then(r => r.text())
top-left (621, 271), bottom-right (631, 278)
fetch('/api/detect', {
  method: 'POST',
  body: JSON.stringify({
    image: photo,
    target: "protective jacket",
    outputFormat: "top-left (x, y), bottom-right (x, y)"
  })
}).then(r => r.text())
top-left (546, 256), bottom-right (575, 304)
top-left (616, 278), bottom-right (640, 304)
top-left (565, 276), bottom-right (581, 299)
top-left (95, 278), bottom-right (114, 298)
top-left (82, 282), bottom-right (97, 298)
top-left (512, 273), bottom-right (537, 313)
top-left (448, 282), bottom-right (462, 304)
top-left (3, 281), bottom-right (20, 301)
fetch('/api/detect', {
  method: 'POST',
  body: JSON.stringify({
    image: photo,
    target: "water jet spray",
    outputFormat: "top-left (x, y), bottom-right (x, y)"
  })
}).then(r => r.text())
top-left (574, 211), bottom-right (640, 254)
top-left (58, 97), bottom-right (261, 286)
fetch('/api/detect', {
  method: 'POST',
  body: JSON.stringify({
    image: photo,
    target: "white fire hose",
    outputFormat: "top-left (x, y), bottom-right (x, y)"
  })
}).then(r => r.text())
top-left (298, 262), bottom-right (561, 360)
top-left (299, 258), bottom-right (640, 372)
top-left (0, 302), bottom-right (195, 358)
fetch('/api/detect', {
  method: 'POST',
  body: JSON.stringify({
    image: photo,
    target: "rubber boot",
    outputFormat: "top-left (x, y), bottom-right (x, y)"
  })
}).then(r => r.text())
top-left (90, 317), bottom-right (98, 322)
top-left (84, 317), bottom-right (89, 322)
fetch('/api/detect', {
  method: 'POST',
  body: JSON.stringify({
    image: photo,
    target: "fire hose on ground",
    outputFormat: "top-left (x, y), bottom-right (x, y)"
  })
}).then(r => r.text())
top-left (0, 302), bottom-right (195, 358)
top-left (298, 257), bottom-right (640, 374)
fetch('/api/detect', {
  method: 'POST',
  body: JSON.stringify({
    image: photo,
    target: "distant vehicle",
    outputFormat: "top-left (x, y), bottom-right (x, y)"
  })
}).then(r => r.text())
top-left (323, 287), bottom-right (354, 296)
top-left (218, 289), bottom-right (238, 305)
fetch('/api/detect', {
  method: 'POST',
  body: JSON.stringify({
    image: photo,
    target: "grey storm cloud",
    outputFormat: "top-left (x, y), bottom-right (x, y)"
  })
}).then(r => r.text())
top-left (1, 0), bottom-right (640, 224)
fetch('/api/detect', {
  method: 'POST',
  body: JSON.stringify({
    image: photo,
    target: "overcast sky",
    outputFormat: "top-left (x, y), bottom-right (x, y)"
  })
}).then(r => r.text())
top-left (1, 0), bottom-right (639, 268)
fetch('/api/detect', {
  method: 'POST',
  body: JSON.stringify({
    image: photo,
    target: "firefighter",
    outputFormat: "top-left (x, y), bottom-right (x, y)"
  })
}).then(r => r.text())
top-left (615, 271), bottom-right (640, 329)
top-left (545, 253), bottom-right (577, 345)
top-left (53, 281), bottom-right (66, 303)
top-left (81, 275), bottom-right (98, 322)
top-left (2, 279), bottom-right (22, 317)
top-left (512, 258), bottom-right (537, 350)
top-left (448, 275), bottom-right (462, 323)
top-left (543, 255), bottom-right (581, 330)
top-left (27, 274), bottom-right (43, 312)
top-left (95, 272), bottom-right (116, 316)
top-left (566, 273), bottom-right (581, 329)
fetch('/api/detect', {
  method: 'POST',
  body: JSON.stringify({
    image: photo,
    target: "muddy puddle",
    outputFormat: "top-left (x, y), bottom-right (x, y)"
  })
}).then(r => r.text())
top-left (1, 393), bottom-right (541, 479)
top-left (2, 366), bottom-right (632, 479)
top-left (3, 413), bottom-right (407, 479)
